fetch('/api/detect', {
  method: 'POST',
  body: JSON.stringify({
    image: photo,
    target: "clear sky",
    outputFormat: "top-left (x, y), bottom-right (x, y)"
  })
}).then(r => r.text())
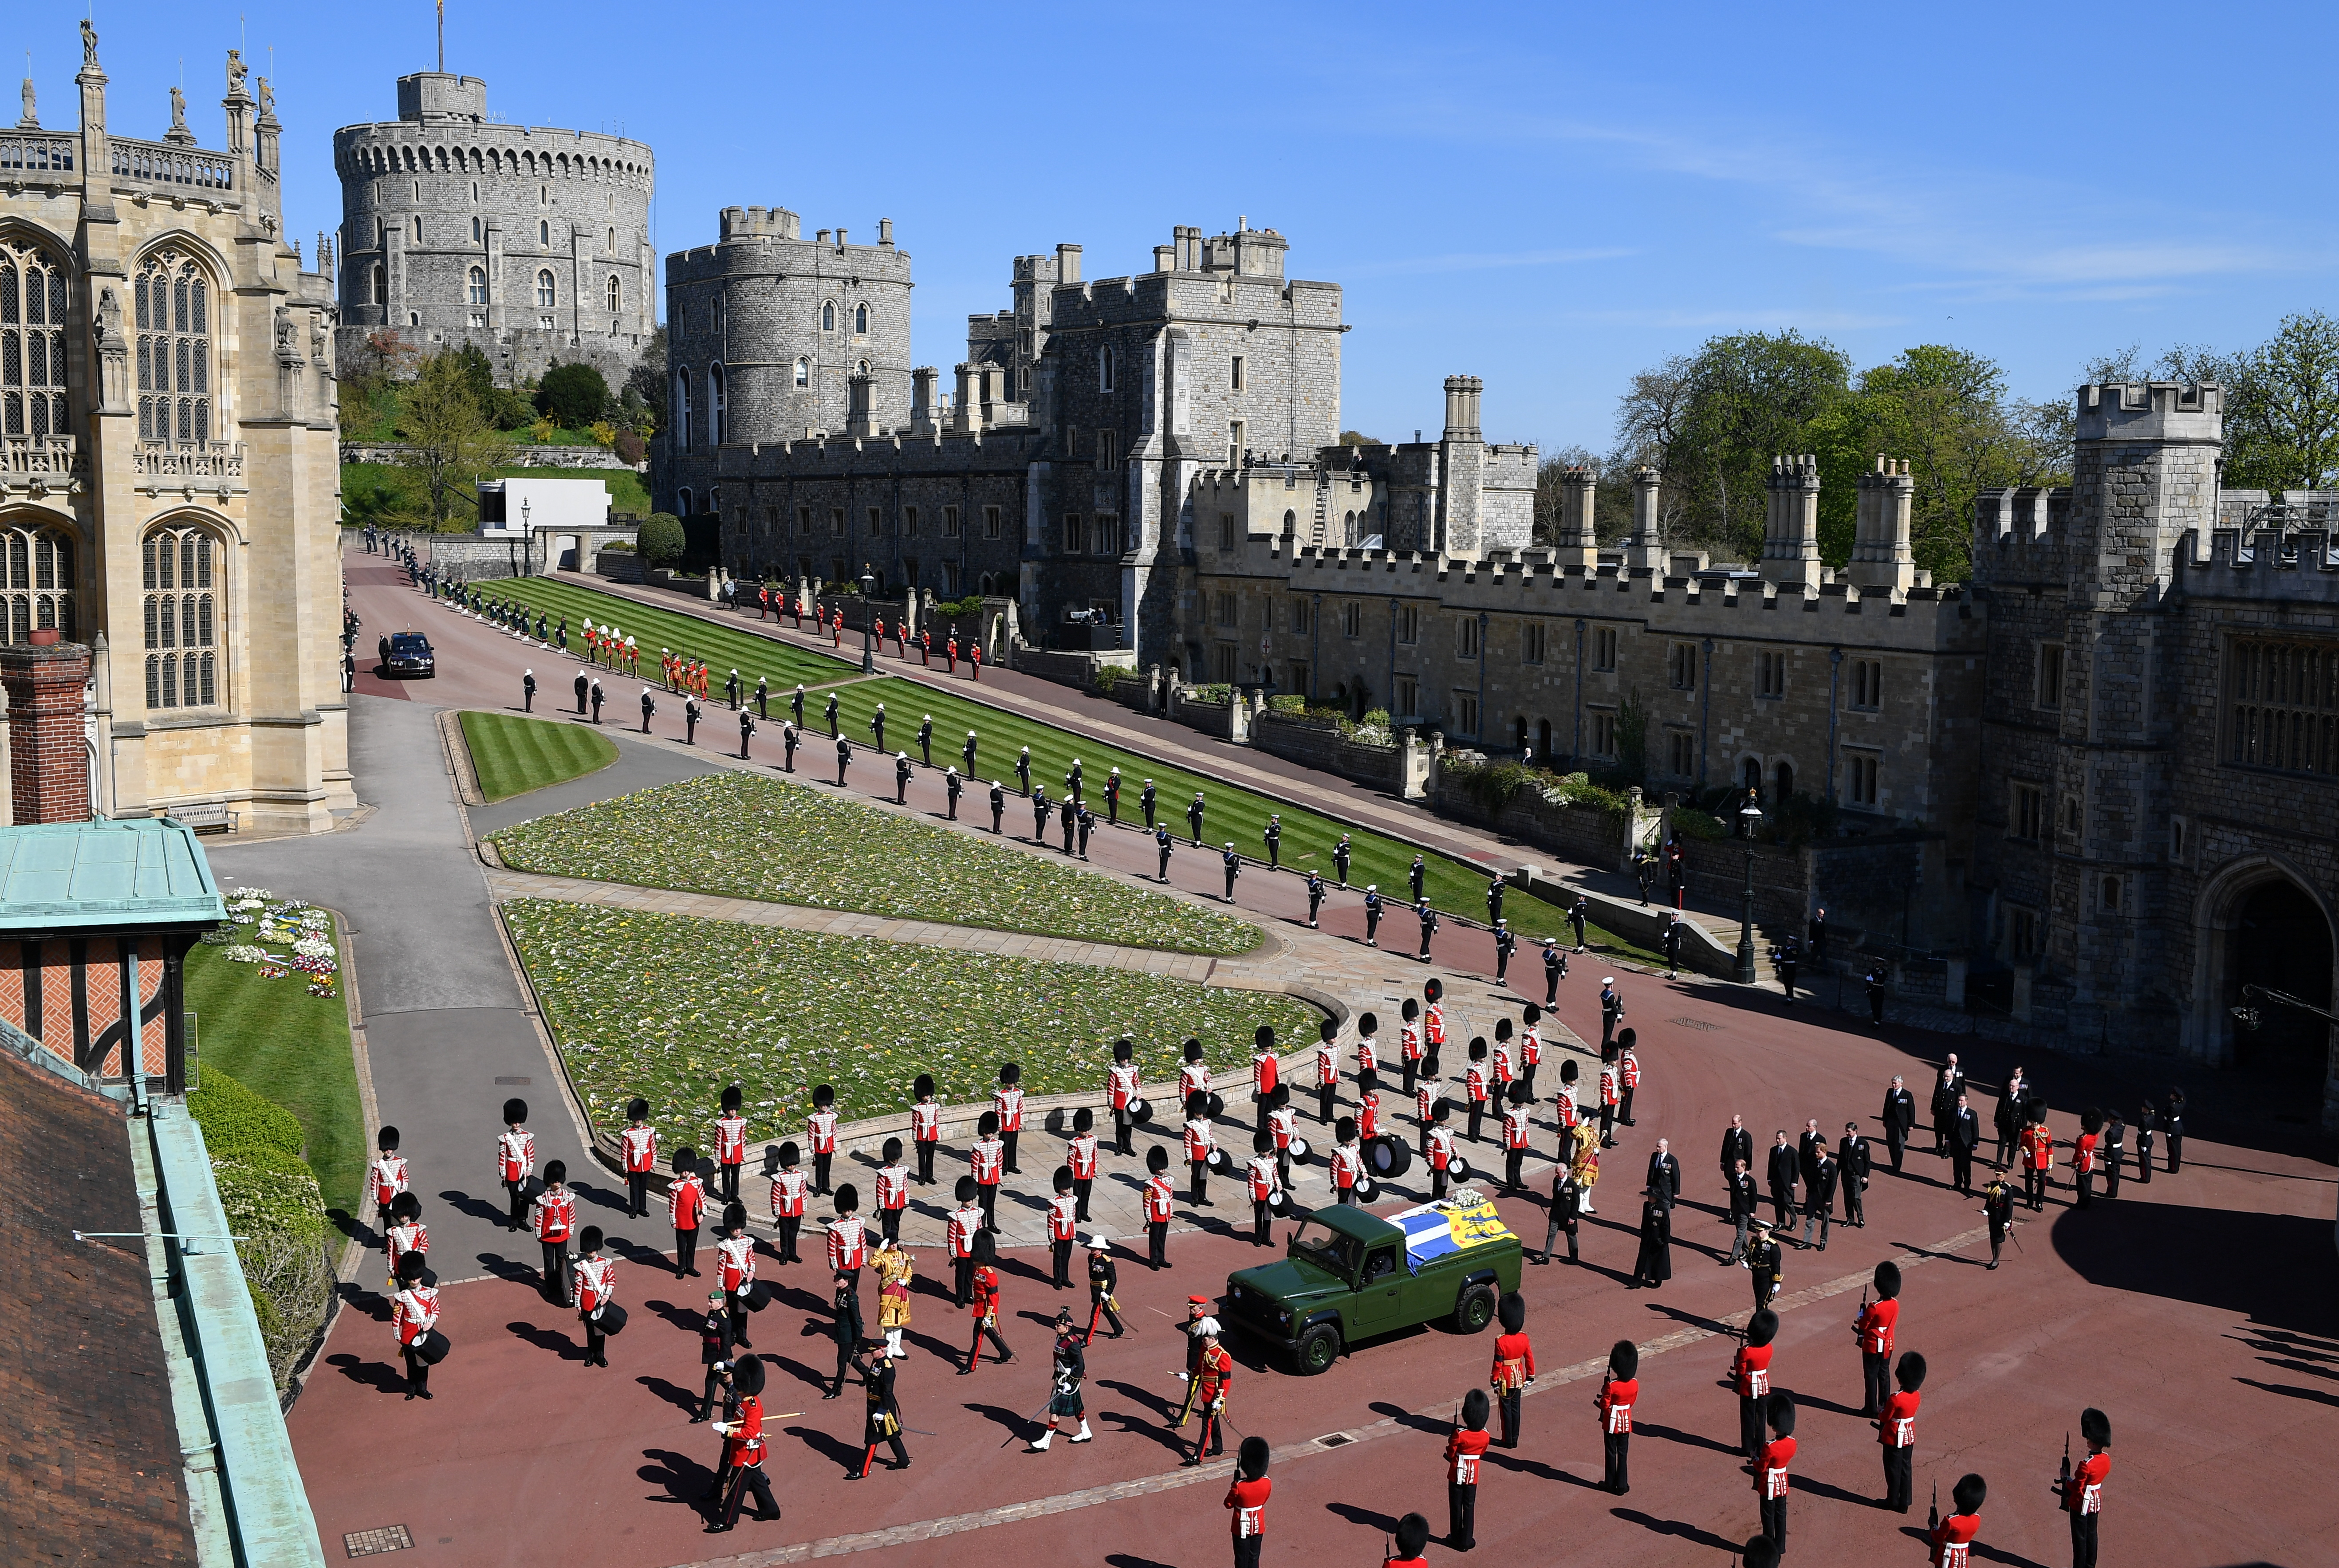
top-left (37, 2), bottom-right (2335, 452)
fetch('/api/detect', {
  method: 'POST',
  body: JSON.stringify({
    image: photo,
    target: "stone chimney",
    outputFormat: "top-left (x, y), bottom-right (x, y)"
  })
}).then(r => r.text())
top-left (1552, 464), bottom-right (1600, 566)
top-left (1055, 244), bottom-right (1082, 286)
top-left (910, 366), bottom-right (937, 432)
top-left (952, 363), bottom-right (980, 433)
top-left (1622, 467), bottom-right (1666, 570)
top-left (1760, 453), bottom-right (1822, 588)
top-left (1850, 456), bottom-right (1917, 594)
top-left (846, 373), bottom-right (878, 438)
top-left (0, 639), bottom-right (92, 823)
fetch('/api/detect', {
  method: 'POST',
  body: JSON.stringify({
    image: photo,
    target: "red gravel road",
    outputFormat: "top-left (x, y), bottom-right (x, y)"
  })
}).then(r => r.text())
top-left (318, 547), bottom-right (2339, 1568)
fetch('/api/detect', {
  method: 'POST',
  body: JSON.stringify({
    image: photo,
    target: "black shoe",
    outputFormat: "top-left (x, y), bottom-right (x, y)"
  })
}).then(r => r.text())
top-left (418, 1389), bottom-right (434, 1400)
top-left (404, 1390), bottom-right (416, 1401)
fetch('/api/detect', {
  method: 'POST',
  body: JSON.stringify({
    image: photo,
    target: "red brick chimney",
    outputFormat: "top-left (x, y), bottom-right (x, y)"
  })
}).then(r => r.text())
top-left (0, 640), bottom-right (92, 823)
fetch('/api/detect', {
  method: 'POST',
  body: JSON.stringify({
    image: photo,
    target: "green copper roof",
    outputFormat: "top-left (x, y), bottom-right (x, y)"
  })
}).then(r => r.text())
top-left (0, 818), bottom-right (227, 932)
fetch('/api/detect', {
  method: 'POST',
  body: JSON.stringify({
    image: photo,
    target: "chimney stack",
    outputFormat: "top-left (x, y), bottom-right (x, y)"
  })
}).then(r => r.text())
top-left (1055, 243), bottom-right (1082, 286)
top-left (0, 640), bottom-right (92, 823)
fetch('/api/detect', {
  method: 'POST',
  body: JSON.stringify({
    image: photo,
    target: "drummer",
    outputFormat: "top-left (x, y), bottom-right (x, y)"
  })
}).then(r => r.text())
top-left (1246, 1131), bottom-right (1284, 1245)
top-left (1184, 1092), bottom-right (1218, 1207)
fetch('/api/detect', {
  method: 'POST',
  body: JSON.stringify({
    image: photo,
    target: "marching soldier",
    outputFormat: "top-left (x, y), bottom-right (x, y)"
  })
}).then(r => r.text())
top-left (1982, 1165), bottom-right (2016, 1269)
top-left (619, 1099), bottom-right (656, 1219)
top-left (1662, 914), bottom-right (1684, 979)
top-left (2072, 1111), bottom-right (2102, 1209)
top-left (530, 1160), bottom-right (577, 1306)
top-left (1492, 919), bottom-right (1516, 987)
top-left (1141, 777), bottom-right (1158, 829)
top-left (808, 1084), bottom-right (840, 1195)
top-left (945, 765), bottom-right (963, 819)
top-left (1174, 1297), bottom-right (1210, 1425)
top-left (1445, 1388), bottom-right (1492, 1549)
top-left (1145, 1146), bottom-right (1176, 1268)
top-left (996, 1061), bottom-right (1027, 1173)
top-left (691, 1289), bottom-right (733, 1421)
top-left (1491, 1295), bottom-right (1536, 1447)
top-left (1595, 1340), bottom-right (1639, 1495)
top-left (1086, 1236), bottom-right (1126, 1339)
top-left (1268, 1085), bottom-right (1299, 1188)
top-left (972, 1112), bottom-right (1006, 1230)
top-left (873, 1139), bottom-right (910, 1246)
top-left (1502, 1083), bottom-right (1534, 1190)
top-left (783, 721), bottom-right (800, 773)
top-left (1599, 977), bottom-right (1623, 1051)
top-left (1569, 892), bottom-right (1590, 951)
top-left (714, 1084), bottom-right (749, 1204)
top-left (894, 751), bottom-right (913, 804)
top-left (1307, 869), bottom-right (1326, 927)
top-left (1733, 1308), bottom-right (1778, 1457)
top-left (640, 685), bottom-right (657, 734)
top-left (963, 728), bottom-right (979, 775)
top-left (685, 693), bottom-right (701, 744)
top-left (1222, 841), bottom-right (1242, 902)
top-left (825, 690), bottom-right (841, 738)
top-left (1016, 744), bottom-right (1033, 794)
top-left (1334, 833), bottom-right (1353, 887)
top-left (369, 1124), bottom-right (410, 1242)
top-left (1464, 1039), bottom-right (1491, 1144)
top-left (918, 713), bottom-right (934, 767)
top-left (575, 1226), bottom-right (617, 1369)
top-left (851, 1341), bottom-right (910, 1477)
top-left (1063, 796), bottom-right (1079, 855)
top-left (738, 707), bottom-right (755, 759)
top-left (836, 734), bottom-right (854, 786)
top-left (2132, 1100), bottom-right (2156, 1184)
top-left (1077, 803), bottom-right (1096, 859)
top-left (1426, 1100), bottom-right (1457, 1201)
top-left (1247, 1131), bottom-right (1284, 1245)
top-left (948, 1177), bottom-right (984, 1305)
top-left (2059, 1407), bottom-right (2111, 1568)
top-left (1186, 1320), bottom-right (1234, 1466)
top-left (1188, 790), bottom-right (1207, 846)
top-left (670, 1146), bottom-right (707, 1277)
top-left (1364, 884), bottom-right (1384, 947)
top-left (574, 670), bottom-right (590, 715)
top-left (873, 1238), bottom-right (913, 1360)
top-left (1030, 1308), bottom-right (1094, 1450)
top-left (498, 1097), bottom-right (536, 1232)
top-left (1930, 1474), bottom-right (1988, 1568)
top-left (709, 1354), bottom-right (779, 1532)
top-left (1519, 1004), bottom-right (1545, 1100)
top-left (1745, 1218), bottom-right (1784, 1314)
top-left (827, 1184), bottom-right (869, 1287)
top-left (385, 1193), bottom-right (428, 1294)
top-left (1855, 1261), bottom-right (1902, 1416)
top-left (1262, 813), bottom-right (1282, 869)
top-left (2019, 1109), bottom-right (2054, 1211)
top-left (2102, 1107), bottom-right (2126, 1200)
top-left (1185, 1092), bottom-right (1218, 1206)
top-left (1756, 1393), bottom-right (1797, 1555)
top-left (825, 1261), bottom-right (865, 1400)
top-left (1314, 1017), bottom-right (1343, 1124)
top-left (1067, 1108), bottom-right (1100, 1222)
top-left (1399, 997), bottom-right (1425, 1099)
top-left (1032, 785), bottom-right (1052, 842)
top-left (961, 1230), bottom-right (1013, 1373)
top-left (1544, 937), bottom-right (1566, 1004)
top-left (1416, 896), bottom-right (1438, 961)
top-left (1226, 1437), bottom-right (1272, 1568)
top-left (1108, 1040), bottom-right (1142, 1157)
top-left (1106, 766), bottom-right (1122, 824)
top-left (910, 1075), bottom-right (942, 1185)
top-left (1410, 854), bottom-right (1427, 903)
top-left (1157, 822), bottom-right (1176, 880)
top-left (717, 1202), bottom-right (758, 1348)
top-left (1618, 1033), bottom-right (1641, 1126)
top-left (989, 778), bottom-right (1007, 833)
top-left (391, 1253), bottom-right (440, 1400)
top-left (1331, 1116), bottom-right (1364, 1206)
top-left (1878, 1351), bottom-right (1925, 1513)
top-left (1049, 1167), bottom-right (1081, 1287)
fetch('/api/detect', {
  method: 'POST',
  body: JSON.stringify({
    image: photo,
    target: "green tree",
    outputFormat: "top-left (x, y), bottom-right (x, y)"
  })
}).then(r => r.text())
top-left (2221, 312), bottom-right (2339, 491)
top-left (1337, 429), bottom-right (1381, 447)
top-left (637, 511), bottom-right (685, 570)
top-left (539, 362), bottom-right (611, 430)
top-left (623, 326), bottom-right (668, 432)
top-left (394, 351), bottom-right (508, 529)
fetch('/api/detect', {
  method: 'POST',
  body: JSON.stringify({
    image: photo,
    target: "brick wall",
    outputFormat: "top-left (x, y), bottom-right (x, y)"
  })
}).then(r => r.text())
top-left (0, 642), bottom-right (90, 824)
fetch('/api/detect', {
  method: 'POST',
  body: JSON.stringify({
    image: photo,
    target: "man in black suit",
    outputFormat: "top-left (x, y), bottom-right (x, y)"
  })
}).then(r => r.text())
top-left (1725, 1159), bottom-right (1759, 1263)
top-left (1881, 1077), bottom-right (1916, 1172)
top-left (1797, 1118), bottom-right (1824, 1191)
top-left (1929, 1055), bottom-right (1967, 1155)
top-left (1765, 1131), bottom-right (1799, 1229)
top-left (1839, 1121), bottom-right (1871, 1227)
top-left (1993, 1067), bottom-right (2028, 1164)
top-left (1644, 1139), bottom-right (1681, 1212)
top-left (1719, 1115), bottom-right (1754, 1212)
top-left (1949, 1092), bottom-right (1981, 1196)
top-left (1800, 1142), bottom-right (1837, 1251)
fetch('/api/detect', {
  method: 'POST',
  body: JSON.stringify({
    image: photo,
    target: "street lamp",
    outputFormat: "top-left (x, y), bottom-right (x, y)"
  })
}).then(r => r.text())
top-left (859, 565), bottom-right (878, 675)
top-left (1734, 793), bottom-right (1764, 984)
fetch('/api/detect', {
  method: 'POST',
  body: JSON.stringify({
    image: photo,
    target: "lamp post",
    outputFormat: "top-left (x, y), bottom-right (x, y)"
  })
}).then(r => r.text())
top-left (1735, 794), bottom-right (1764, 983)
top-left (859, 565), bottom-right (878, 675)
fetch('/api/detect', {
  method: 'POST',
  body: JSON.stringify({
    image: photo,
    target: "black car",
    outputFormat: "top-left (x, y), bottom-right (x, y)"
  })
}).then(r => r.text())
top-left (378, 631), bottom-right (436, 678)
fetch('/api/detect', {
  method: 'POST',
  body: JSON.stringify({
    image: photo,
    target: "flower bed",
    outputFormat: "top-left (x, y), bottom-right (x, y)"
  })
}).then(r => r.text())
top-left (504, 898), bottom-right (1318, 1143)
top-left (490, 772), bottom-right (1264, 957)
top-left (214, 888), bottom-right (340, 998)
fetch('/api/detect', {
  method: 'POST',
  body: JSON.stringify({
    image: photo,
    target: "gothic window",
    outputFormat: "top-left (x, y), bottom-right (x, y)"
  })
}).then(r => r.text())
top-left (2226, 637), bottom-right (2339, 774)
top-left (606, 227), bottom-right (616, 252)
top-left (673, 368), bottom-right (692, 449)
top-left (142, 526), bottom-right (218, 708)
top-left (536, 270), bottom-right (557, 308)
top-left (472, 216), bottom-right (482, 243)
top-left (821, 301), bottom-right (835, 332)
top-left (468, 267), bottom-right (488, 306)
top-left (134, 252), bottom-right (213, 447)
top-left (857, 360), bottom-right (870, 377)
top-left (371, 264), bottom-right (386, 305)
top-left (470, 181), bottom-right (479, 202)
top-left (677, 488), bottom-right (693, 518)
top-left (606, 275), bottom-right (620, 312)
top-left (0, 524), bottom-right (74, 642)
top-left (1099, 346), bottom-right (1114, 393)
top-left (794, 358), bottom-right (809, 388)
top-left (708, 365), bottom-right (725, 446)
top-left (412, 215), bottom-right (424, 243)
top-left (0, 239), bottom-right (70, 439)
top-left (854, 303), bottom-right (867, 335)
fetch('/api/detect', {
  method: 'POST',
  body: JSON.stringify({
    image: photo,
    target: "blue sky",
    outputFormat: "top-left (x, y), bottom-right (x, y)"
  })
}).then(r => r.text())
top-left (40, 2), bottom-right (2335, 450)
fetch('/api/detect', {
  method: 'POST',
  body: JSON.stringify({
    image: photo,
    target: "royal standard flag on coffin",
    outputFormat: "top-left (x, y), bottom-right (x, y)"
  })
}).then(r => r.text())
top-left (1391, 1197), bottom-right (1516, 1272)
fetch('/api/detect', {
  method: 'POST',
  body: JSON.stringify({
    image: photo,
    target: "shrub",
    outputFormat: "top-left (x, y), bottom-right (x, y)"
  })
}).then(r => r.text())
top-left (189, 1068), bottom-right (306, 1159)
top-left (539, 362), bottom-right (611, 428)
top-left (1093, 664), bottom-right (1124, 692)
top-left (927, 593), bottom-right (986, 621)
top-left (191, 1070), bottom-right (333, 1387)
top-left (1185, 682), bottom-right (1233, 705)
top-left (528, 417), bottom-right (559, 445)
top-left (1673, 806), bottom-right (1728, 841)
top-left (1267, 693), bottom-right (1307, 713)
top-left (588, 420), bottom-right (619, 449)
top-left (1361, 707), bottom-right (1393, 731)
top-left (612, 428), bottom-right (646, 465)
top-left (638, 512), bottom-right (685, 570)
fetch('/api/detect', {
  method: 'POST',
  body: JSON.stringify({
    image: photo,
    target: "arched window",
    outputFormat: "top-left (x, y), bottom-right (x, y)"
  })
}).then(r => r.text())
top-left (0, 524), bottom-right (75, 642)
top-left (821, 301), bottom-right (835, 332)
top-left (1742, 756), bottom-right (1762, 796)
top-left (606, 275), bottom-right (620, 312)
top-left (857, 360), bottom-right (870, 377)
top-left (471, 180), bottom-right (479, 202)
top-left (142, 526), bottom-right (217, 708)
top-left (854, 303), bottom-right (867, 334)
top-left (472, 216), bottom-right (482, 244)
top-left (1099, 345), bottom-right (1114, 393)
top-left (1774, 759), bottom-right (1794, 800)
top-left (607, 227), bottom-right (616, 252)
top-left (539, 219), bottom-right (550, 247)
top-left (536, 270), bottom-right (557, 308)
top-left (0, 239), bottom-right (71, 440)
top-left (372, 263), bottom-right (385, 304)
top-left (677, 488), bottom-right (693, 518)
top-left (375, 217), bottom-right (385, 247)
top-left (412, 215), bottom-right (424, 243)
top-left (468, 267), bottom-right (488, 305)
top-left (134, 251), bottom-right (213, 446)
top-left (673, 368), bottom-right (692, 450)
top-left (794, 358), bottom-right (809, 388)
top-left (708, 364), bottom-right (726, 447)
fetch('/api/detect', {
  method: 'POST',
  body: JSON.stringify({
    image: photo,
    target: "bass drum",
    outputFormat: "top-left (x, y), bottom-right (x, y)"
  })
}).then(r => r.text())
top-left (416, 1328), bottom-right (453, 1366)
top-left (1448, 1155), bottom-right (1473, 1183)
top-left (1128, 1097), bottom-right (1153, 1126)
top-left (1355, 1174), bottom-right (1378, 1204)
top-left (1288, 1137), bottom-right (1313, 1163)
top-left (595, 1301), bottom-right (629, 1337)
top-left (1205, 1147), bottom-right (1232, 1172)
top-left (1205, 1092), bottom-right (1227, 1120)
top-left (1266, 1189), bottom-right (1290, 1211)
top-left (1367, 1135), bottom-right (1414, 1180)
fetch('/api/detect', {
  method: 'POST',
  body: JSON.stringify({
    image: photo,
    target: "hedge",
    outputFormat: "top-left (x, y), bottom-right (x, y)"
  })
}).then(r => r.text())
top-left (190, 1069), bottom-right (333, 1387)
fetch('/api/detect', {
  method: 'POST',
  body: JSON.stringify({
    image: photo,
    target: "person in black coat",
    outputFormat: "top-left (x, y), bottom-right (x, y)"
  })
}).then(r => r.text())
top-left (1881, 1077), bottom-right (1917, 1172)
top-left (1765, 1131), bottom-right (1799, 1228)
top-left (851, 1347), bottom-right (910, 1476)
top-left (2163, 1088), bottom-right (2186, 1172)
top-left (1799, 1144), bottom-right (1837, 1251)
top-left (1993, 1068), bottom-right (2029, 1164)
top-left (1839, 1121), bottom-right (1871, 1226)
top-left (1949, 1093), bottom-right (1982, 1196)
top-left (1534, 1169), bottom-right (1583, 1265)
top-left (2131, 1103), bottom-right (2156, 1186)
top-left (1644, 1139), bottom-right (1681, 1211)
top-left (1725, 1159), bottom-right (1760, 1263)
top-left (1719, 1115), bottom-right (1755, 1205)
top-left (1797, 1119), bottom-right (1824, 1190)
top-left (1628, 1187), bottom-right (1673, 1288)
top-left (1929, 1055), bottom-right (1967, 1155)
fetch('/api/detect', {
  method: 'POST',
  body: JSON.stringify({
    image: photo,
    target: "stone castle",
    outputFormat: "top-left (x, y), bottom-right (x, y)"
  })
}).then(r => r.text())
top-left (331, 72), bottom-right (654, 386)
top-left (0, 25), bottom-right (351, 833)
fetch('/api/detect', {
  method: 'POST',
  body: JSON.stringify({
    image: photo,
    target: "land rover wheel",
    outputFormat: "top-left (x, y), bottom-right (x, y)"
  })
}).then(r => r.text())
top-left (1452, 1283), bottom-right (1496, 1335)
top-left (1294, 1321), bottom-right (1342, 1375)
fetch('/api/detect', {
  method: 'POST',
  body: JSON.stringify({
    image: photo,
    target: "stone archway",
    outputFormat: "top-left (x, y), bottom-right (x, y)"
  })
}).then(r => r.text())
top-left (2185, 854), bottom-right (2339, 1126)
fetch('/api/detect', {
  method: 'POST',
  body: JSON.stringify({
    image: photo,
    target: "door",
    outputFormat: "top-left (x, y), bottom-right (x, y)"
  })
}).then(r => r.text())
top-left (1349, 1244), bottom-right (1404, 1337)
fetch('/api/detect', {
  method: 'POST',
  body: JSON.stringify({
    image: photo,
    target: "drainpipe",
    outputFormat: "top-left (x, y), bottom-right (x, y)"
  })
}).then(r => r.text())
top-left (1477, 611), bottom-right (1489, 745)
top-left (1826, 646), bottom-right (1843, 803)
top-left (1387, 597), bottom-right (1399, 717)
top-left (1573, 618), bottom-right (1586, 763)
top-left (1699, 637), bottom-right (1713, 790)
top-left (1309, 592), bottom-right (1321, 703)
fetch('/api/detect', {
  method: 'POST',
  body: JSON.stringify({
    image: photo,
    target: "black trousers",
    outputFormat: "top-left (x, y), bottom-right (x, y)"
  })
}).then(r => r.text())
top-left (967, 1319), bottom-right (1011, 1366)
top-left (1233, 1535), bottom-right (1263, 1568)
top-left (1951, 1150), bottom-right (1973, 1194)
top-left (1075, 1177), bottom-right (1094, 1222)
top-left (1190, 1161), bottom-right (1209, 1204)
top-left (505, 1179), bottom-right (528, 1228)
top-left (2104, 1150), bottom-right (2122, 1199)
top-left (1318, 1084), bottom-right (1336, 1123)
top-left (2136, 1141), bottom-right (2154, 1183)
top-left (2167, 1133), bottom-right (2182, 1172)
top-left (1886, 1129), bottom-right (1906, 1172)
top-left (1842, 1178), bottom-right (1865, 1225)
top-left (776, 1216), bottom-right (802, 1263)
top-left (719, 1462), bottom-right (776, 1526)
top-left (1620, 1087), bottom-right (1636, 1125)
top-left (1148, 1219), bottom-right (1169, 1268)
top-left (862, 1434), bottom-right (910, 1475)
top-left (1883, 1444), bottom-right (1914, 1511)
top-left (879, 1207), bottom-right (902, 1245)
top-left (2075, 1171), bottom-right (2095, 1208)
top-left (403, 1345), bottom-right (429, 1395)
top-left (721, 1163), bottom-right (742, 1203)
top-left (1114, 1108), bottom-right (1134, 1155)
top-left (583, 1319), bottom-right (607, 1365)
top-left (1739, 1393), bottom-right (1764, 1455)
top-left (1603, 1430), bottom-right (1630, 1492)
top-left (675, 1228), bottom-right (698, 1276)
top-left (1468, 1101), bottom-right (1486, 1143)
top-left (1254, 1200), bottom-right (1274, 1245)
top-left (1546, 969), bottom-right (1561, 1005)
top-left (954, 1255), bottom-right (974, 1306)
top-left (2024, 1167), bottom-right (2047, 1207)
top-left (1760, 1492), bottom-right (1788, 1554)
top-left (1447, 1481), bottom-right (1477, 1548)
top-left (2070, 1510), bottom-right (2099, 1568)
top-left (917, 1140), bottom-right (937, 1183)
top-left (1505, 1149), bottom-right (1525, 1189)
top-left (1770, 1183), bottom-right (1795, 1227)
top-left (1052, 1238), bottom-right (1074, 1287)
top-left (814, 1153), bottom-right (833, 1195)
top-left (1089, 1291), bottom-right (1125, 1337)
top-left (627, 1172), bottom-right (649, 1218)
top-left (979, 1184), bottom-right (1000, 1230)
top-left (1002, 1132), bottom-right (1020, 1173)
top-left (1599, 1103), bottom-right (1615, 1143)
top-left (1862, 1351), bottom-right (1890, 1415)
top-left (697, 1365), bottom-right (728, 1419)
top-left (540, 1241), bottom-right (573, 1304)
top-left (1497, 1387), bottom-right (1523, 1447)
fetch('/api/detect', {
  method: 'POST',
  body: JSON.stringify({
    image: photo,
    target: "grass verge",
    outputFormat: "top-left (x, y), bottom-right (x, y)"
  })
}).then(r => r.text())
top-left (486, 575), bottom-right (855, 691)
top-left (504, 898), bottom-right (1318, 1140)
top-left (460, 709), bottom-right (620, 802)
top-left (492, 772), bottom-right (1263, 956)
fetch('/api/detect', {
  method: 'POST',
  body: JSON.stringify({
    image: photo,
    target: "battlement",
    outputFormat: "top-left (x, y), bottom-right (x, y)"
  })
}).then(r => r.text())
top-left (397, 72), bottom-right (488, 124)
top-left (2075, 380), bottom-right (2222, 444)
top-left (719, 204), bottom-right (801, 240)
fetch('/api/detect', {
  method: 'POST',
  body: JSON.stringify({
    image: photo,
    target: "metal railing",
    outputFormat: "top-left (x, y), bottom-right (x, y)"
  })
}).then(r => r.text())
top-left (110, 137), bottom-right (234, 191)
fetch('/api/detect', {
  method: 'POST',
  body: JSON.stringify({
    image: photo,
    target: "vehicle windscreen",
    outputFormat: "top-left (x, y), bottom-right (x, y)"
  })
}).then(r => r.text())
top-left (390, 636), bottom-right (430, 655)
top-left (1289, 1219), bottom-right (1361, 1280)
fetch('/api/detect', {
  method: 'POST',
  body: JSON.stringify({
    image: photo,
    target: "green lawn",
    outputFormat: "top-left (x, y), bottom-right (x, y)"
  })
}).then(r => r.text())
top-left (460, 709), bottom-right (619, 802)
top-left (185, 918), bottom-right (365, 1222)
top-left (491, 772), bottom-right (1263, 956)
top-left (488, 576), bottom-right (856, 691)
top-left (504, 898), bottom-right (1318, 1142)
top-left (341, 461), bottom-right (654, 528)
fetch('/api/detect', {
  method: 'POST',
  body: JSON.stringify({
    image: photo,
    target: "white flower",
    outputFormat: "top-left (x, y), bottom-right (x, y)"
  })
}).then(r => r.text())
top-left (223, 945), bottom-right (265, 963)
